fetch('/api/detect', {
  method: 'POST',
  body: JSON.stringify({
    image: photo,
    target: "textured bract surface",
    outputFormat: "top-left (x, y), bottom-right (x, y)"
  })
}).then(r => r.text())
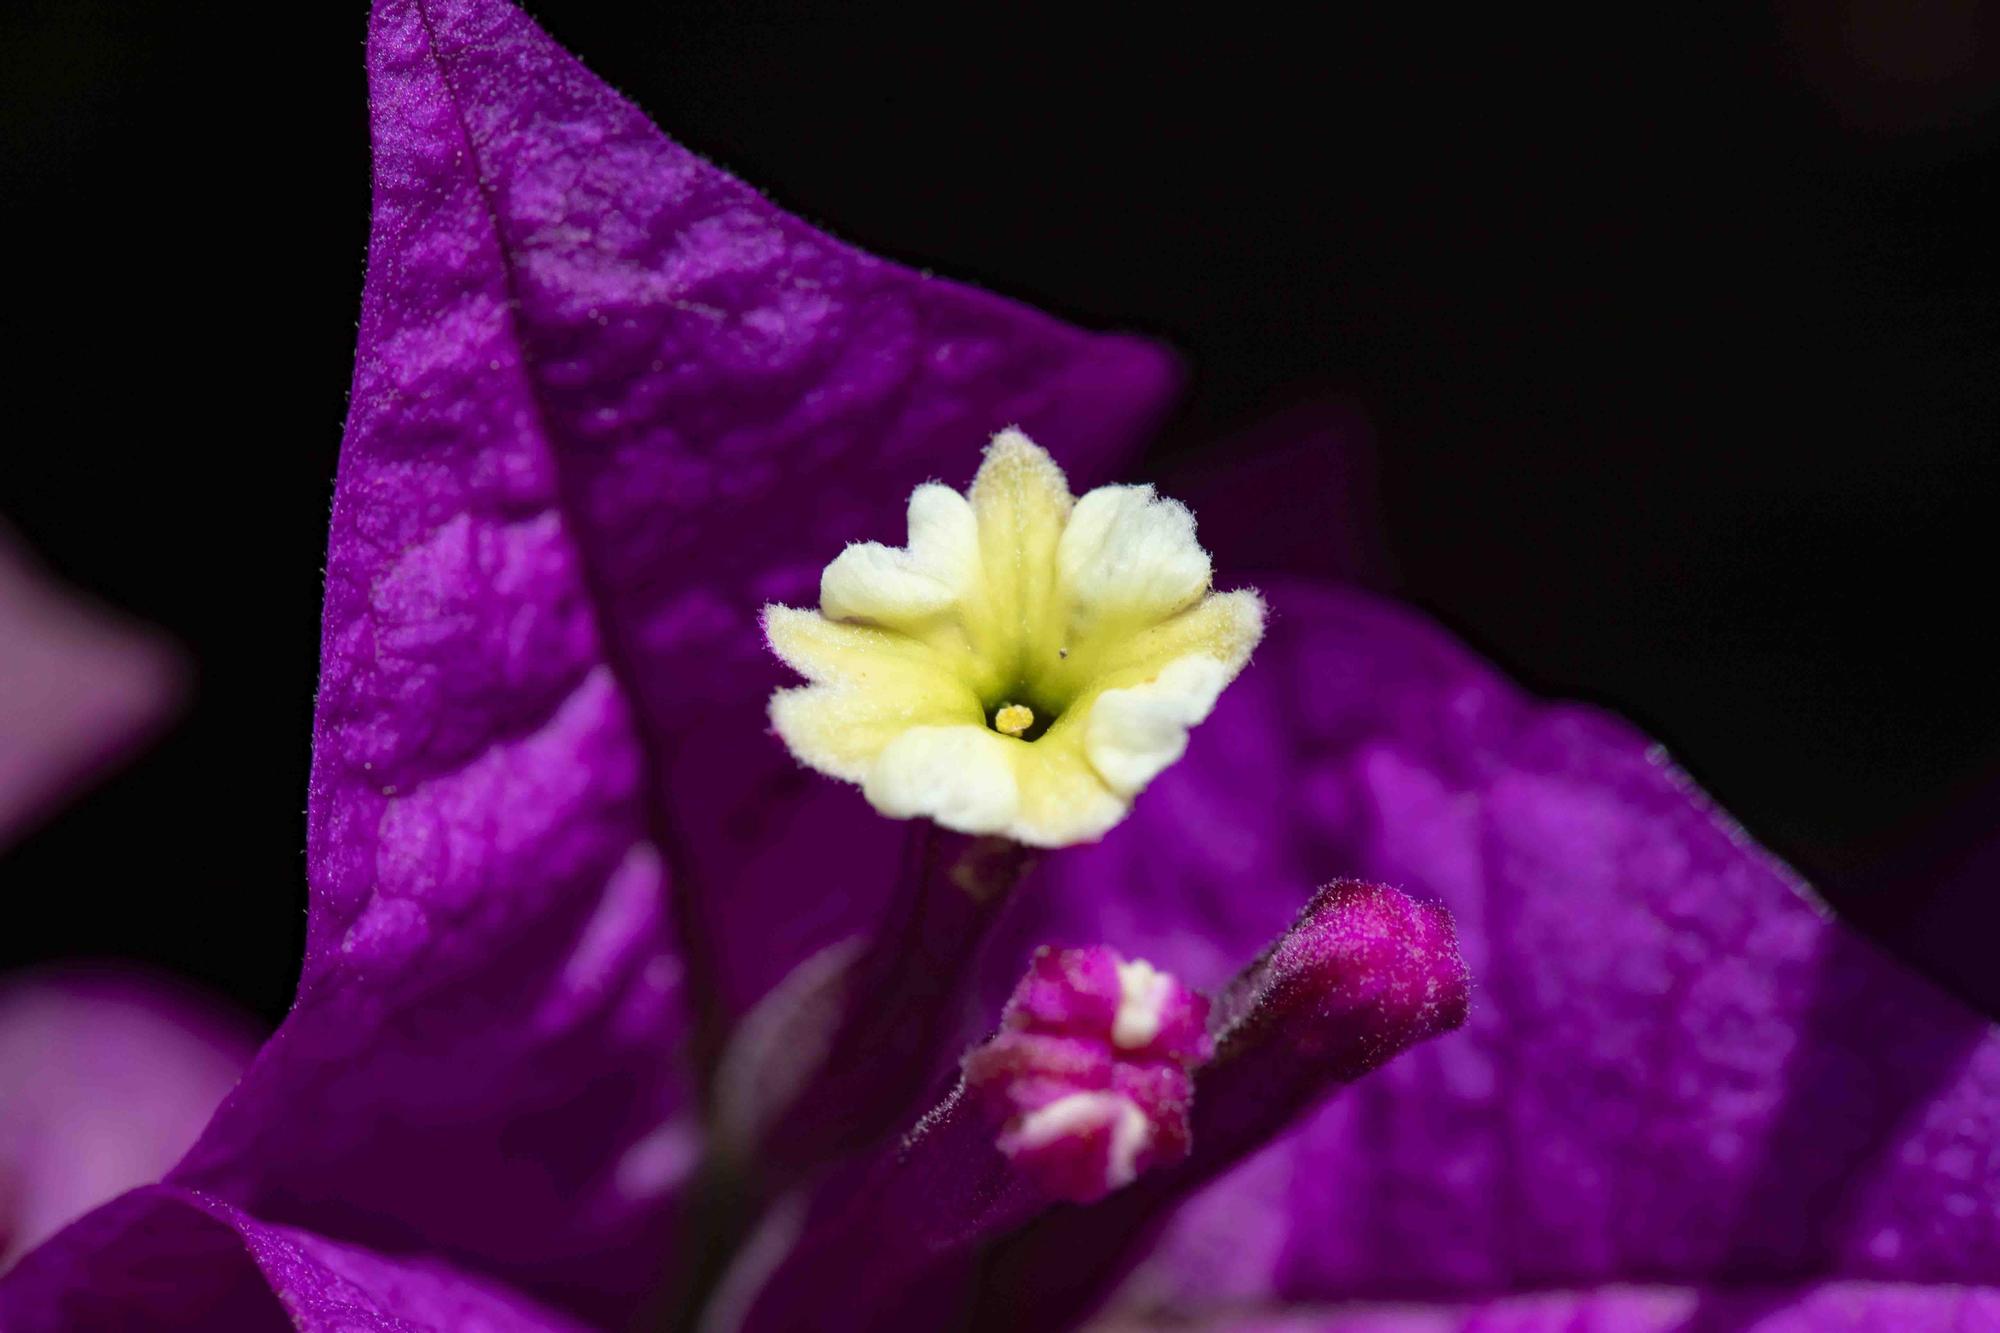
top-left (0, 0), bottom-right (1175, 1326)
top-left (766, 430), bottom-right (1263, 846)
top-left (324, 0), bottom-right (1182, 1021)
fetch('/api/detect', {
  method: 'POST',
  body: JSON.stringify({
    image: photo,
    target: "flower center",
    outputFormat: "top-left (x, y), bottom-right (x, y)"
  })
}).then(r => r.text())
top-left (989, 701), bottom-right (1044, 740)
top-left (762, 429), bottom-right (1265, 847)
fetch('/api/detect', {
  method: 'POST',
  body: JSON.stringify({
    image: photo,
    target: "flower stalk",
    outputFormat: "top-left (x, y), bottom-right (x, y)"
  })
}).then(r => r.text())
top-left (715, 824), bottom-right (1037, 1188)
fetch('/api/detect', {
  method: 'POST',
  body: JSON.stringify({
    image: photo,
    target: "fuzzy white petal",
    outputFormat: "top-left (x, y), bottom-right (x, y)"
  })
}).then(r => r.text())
top-left (1084, 654), bottom-right (1231, 796)
top-left (863, 724), bottom-right (1020, 835)
top-left (1058, 484), bottom-right (1211, 625)
top-left (820, 484), bottom-right (981, 626)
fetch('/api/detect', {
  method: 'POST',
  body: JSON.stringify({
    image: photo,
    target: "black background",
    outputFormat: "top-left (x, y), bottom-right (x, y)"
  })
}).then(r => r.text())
top-left (3, 1), bottom-right (1996, 1026)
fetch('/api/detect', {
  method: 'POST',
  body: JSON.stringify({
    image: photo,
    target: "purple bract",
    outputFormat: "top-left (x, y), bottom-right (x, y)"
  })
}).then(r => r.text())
top-left (0, 1), bottom-right (1992, 1329)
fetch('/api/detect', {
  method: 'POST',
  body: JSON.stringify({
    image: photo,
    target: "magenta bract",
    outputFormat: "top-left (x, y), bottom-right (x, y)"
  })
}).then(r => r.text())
top-left (0, 1), bottom-right (1992, 1330)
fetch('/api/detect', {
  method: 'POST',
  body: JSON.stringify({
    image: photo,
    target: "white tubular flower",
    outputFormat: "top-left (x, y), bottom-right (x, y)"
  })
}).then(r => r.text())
top-left (762, 429), bottom-right (1265, 847)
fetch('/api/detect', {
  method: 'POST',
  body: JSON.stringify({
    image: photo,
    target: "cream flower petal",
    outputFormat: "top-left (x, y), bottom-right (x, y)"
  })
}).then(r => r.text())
top-left (863, 724), bottom-right (1022, 835)
top-left (1085, 654), bottom-right (1233, 797)
top-left (1058, 484), bottom-right (1210, 629)
top-left (819, 485), bottom-right (982, 628)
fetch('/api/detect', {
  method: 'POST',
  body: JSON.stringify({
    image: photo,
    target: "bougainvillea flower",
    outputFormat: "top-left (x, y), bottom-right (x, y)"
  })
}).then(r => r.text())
top-left (0, 526), bottom-right (183, 849)
top-left (0, 969), bottom-right (257, 1271)
top-left (2, 1), bottom-right (1993, 1330)
top-left (764, 429), bottom-right (1264, 846)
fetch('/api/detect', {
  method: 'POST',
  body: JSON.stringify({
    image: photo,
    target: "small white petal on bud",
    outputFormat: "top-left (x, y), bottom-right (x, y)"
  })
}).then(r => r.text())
top-left (1111, 958), bottom-right (1173, 1051)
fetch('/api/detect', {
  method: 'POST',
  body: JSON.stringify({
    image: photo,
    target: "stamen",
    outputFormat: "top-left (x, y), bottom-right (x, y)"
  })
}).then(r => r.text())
top-left (993, 703), bottom-right (1035, 738)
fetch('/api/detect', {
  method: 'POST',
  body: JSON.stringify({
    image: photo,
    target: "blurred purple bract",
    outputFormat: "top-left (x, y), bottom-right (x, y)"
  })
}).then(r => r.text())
top-left (0, 529), bottom-right (183, 851)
